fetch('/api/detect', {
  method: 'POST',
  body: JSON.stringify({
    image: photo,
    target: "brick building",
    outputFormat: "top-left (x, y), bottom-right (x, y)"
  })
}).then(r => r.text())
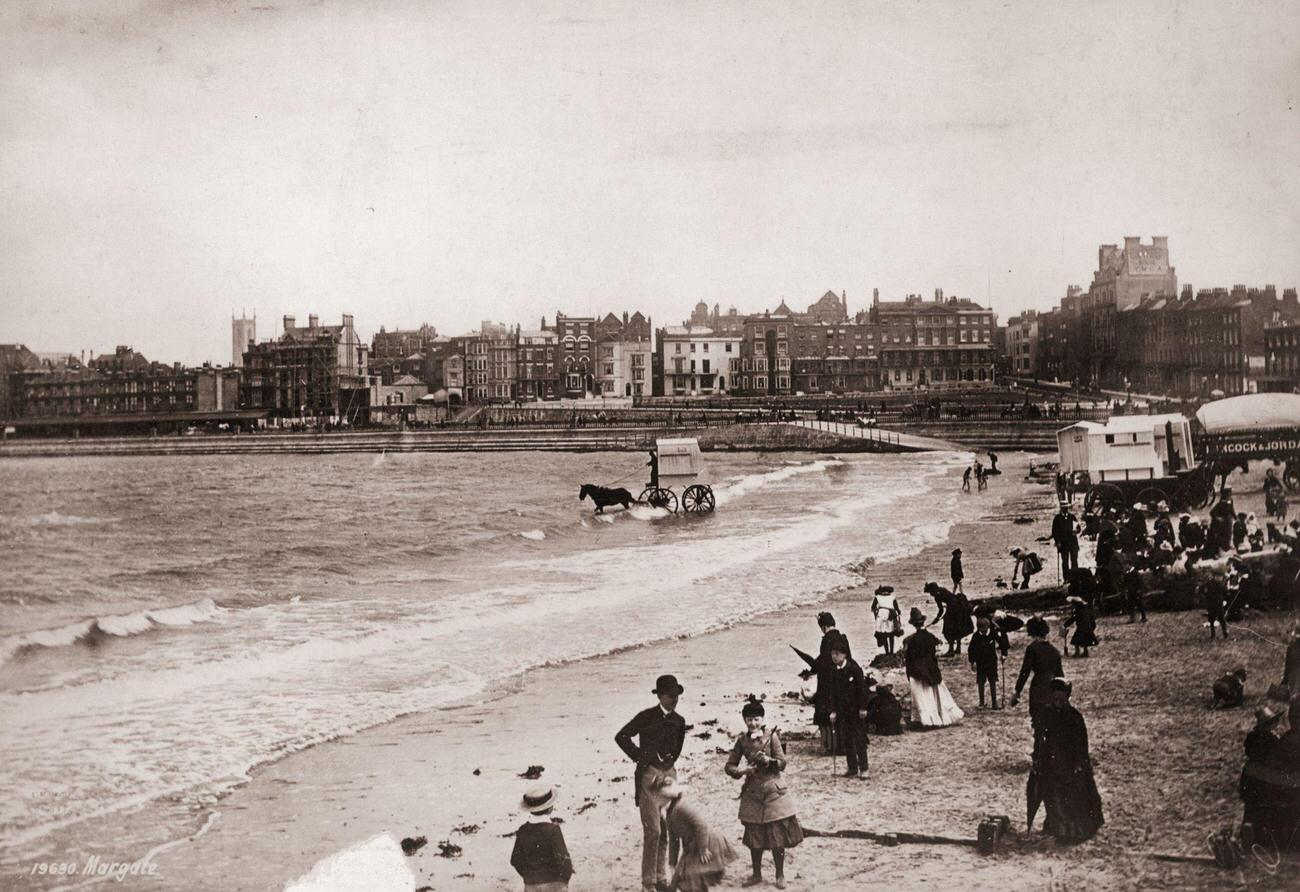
top-left (869, 290), bottom-right (997, 389)
top-left (552, 313), bottom-right (597, 398)
top-left (1264, 322), bottom-right (1300, 393)
top-left (370, 323), bottom-right (438, 385)
top-left (516, 328), bottom-right (559, 401)
top-left (1006, 310), bottom-right (1040, 376)
top-left (241, 314), bottom-right (368, 421)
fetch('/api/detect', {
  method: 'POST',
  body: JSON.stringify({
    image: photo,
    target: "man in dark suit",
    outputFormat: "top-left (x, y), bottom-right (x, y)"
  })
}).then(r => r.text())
top-left (616, 674), bottom-right (687, 892)
top-left (799, 612), bottom-right (851, 754)
top-left (1051, 504), bottom-right (1079, 574)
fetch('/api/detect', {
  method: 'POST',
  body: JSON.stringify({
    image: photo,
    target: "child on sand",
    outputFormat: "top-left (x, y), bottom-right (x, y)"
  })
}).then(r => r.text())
top-left (725, 696), bottom-right (803, 889)
top-left (510, 784), bottom-right (574, 891)
top-left (654, 777), bottom-right (737, 892)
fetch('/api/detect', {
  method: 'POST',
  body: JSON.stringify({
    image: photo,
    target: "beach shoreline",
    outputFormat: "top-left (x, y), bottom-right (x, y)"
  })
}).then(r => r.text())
top-left (20, 454), bottom-right (1296, 891)
top-left (139, 458), bottom-right (1067, 891)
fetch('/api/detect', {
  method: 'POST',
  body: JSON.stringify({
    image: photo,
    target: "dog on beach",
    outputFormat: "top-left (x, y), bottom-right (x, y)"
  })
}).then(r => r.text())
top-left (579, 483), bottom-right (634, 513)
top-left (1211, 668), bottom-right (1247, 709)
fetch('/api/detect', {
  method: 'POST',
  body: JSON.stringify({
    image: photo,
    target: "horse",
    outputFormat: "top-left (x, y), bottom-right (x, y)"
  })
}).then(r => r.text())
top-left (579, 483), bottom-right (634, 513)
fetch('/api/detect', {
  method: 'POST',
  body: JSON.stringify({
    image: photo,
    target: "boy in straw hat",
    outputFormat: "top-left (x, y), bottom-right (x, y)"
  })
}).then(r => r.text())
top-left (510, 784), bottom-right (574, 891)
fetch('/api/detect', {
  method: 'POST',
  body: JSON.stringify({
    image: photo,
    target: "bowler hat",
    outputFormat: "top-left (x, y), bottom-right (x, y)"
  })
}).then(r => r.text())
top-left (653, 674), bottom-right (684, 696)
top-left (520, 784), bottom-right (558, 814)
top-left (1255, 704), bottom-right (1285, 727)
top-left (874, 584), bottom-right (895, 595)
top-left (908, 606), bottom-right (927, 627)
top-left (952, 548), bottom-right (962, 556)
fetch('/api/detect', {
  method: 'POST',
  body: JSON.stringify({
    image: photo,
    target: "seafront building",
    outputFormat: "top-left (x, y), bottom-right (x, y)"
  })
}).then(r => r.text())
top-left (595, 311), bottom-right (653, 398)
top-left (655, 326), bottom-right (741, 396)
top-left (1015, 237), bottom-right (1300, 395)
top-left (240, 314), bottom-right (369, 423)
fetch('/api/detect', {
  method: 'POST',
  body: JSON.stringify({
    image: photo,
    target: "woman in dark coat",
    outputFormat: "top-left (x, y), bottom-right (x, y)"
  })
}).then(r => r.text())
top-left (1010, 616), bottom-right (1064, 732)
top-left (1241, 703), bottom-right (1284, 843)
top-left (925, 582), bottom-right (974, 656)
top-left (1035, 678), bottom-right (1104, 842)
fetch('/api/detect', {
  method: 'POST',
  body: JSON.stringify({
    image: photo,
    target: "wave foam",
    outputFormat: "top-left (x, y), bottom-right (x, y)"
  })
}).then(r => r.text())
top-left (714, 458), bottom-right (843, 505)
top-left (518, 529), bottom-right (546, 541)
top-left (0, 598), bottom-right (222, 667)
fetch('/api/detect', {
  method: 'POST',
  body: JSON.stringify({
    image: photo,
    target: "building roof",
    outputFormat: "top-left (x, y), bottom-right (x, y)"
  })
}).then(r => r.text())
top-left (390, 375), bottom-right (423, 386)
top-left (1057, 413), bottom-right (1188, 436)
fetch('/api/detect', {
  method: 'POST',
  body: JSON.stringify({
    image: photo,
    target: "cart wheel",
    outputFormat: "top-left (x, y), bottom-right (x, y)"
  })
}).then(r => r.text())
top-left (1084, 483), bottom-right (1124, 515)
top-left (1285, 462), bottom-right (1300, 493)
top-left (682, 484), bottom-right (716, 513)
top-left (645, 487), bottom-right (678, 513)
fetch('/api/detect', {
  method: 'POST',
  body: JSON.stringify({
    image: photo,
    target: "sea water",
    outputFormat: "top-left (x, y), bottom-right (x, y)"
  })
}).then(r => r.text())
top-left (0, 449), bottom-right (978, 878)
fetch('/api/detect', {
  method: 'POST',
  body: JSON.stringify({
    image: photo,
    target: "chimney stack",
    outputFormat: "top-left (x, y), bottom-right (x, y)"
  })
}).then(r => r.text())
top-left (283, 315), bottom-right (296, 330)
top-left (308, 314), bottom-right (319, 328)
top-left (341, 313), bottom-right (353, 328)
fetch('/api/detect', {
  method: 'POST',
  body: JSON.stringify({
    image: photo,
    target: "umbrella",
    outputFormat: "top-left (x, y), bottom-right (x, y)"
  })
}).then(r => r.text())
top-left (789, 644), bottom-right (817, 670)
top-left (1026, 770), bottom-right (1042, 831)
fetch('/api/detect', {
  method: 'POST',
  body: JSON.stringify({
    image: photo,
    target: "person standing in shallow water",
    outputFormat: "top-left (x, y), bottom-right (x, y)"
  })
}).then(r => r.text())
top-left (725, 696), bottom-right (803, 889)
top-left (615, 675), bottom-right (687, 892)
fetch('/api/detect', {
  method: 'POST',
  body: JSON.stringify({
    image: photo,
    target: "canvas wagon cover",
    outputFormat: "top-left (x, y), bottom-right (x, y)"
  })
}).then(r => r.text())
top-left (656, 437), bottom-right (702, 478)
top-left (1196, 394), bottom-right (1300, 434)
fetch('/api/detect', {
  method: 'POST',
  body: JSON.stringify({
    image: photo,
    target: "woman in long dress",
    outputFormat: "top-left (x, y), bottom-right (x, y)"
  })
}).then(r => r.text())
top-left (871, 585), bottom-right (902, 655)
top-left (1035, 677), bottom-right (1104, 841)
top-left (902, 607), bottom-right (964, 728)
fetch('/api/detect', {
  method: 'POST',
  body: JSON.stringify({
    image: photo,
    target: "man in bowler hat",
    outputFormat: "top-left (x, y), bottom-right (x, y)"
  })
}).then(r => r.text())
top-left (616, 674), bottom-right (688, 892)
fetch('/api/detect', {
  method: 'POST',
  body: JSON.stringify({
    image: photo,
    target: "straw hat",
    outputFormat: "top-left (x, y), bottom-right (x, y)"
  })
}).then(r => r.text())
top-left (520, 785), bottom-right (559, 814)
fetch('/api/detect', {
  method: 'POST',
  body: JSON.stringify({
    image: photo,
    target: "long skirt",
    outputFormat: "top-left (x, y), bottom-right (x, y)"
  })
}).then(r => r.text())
top-left (742, 815), bottom-right (804, 850)
top-left (1041, 765), bottom-right (1104, 841)
top-left (675, 830), bottom-right (738, 891)
top-left (908, 677), bottom-right (965, 727)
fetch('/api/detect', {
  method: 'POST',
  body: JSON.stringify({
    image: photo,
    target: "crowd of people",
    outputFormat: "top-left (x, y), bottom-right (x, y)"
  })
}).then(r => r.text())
top-left (505, 467), bottom-right (1300, 891)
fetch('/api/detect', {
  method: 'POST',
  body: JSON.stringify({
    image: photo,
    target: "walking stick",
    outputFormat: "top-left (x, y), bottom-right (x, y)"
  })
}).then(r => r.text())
top-left (830, 719), bottom-right (838, 777)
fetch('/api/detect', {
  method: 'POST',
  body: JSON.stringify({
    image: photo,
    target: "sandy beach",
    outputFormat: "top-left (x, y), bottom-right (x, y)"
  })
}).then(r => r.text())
top-left (129, 455), bottom-right (1297, 892)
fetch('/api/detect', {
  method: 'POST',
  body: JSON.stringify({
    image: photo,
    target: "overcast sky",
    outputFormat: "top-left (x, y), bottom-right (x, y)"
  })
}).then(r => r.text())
top-left (2, 0), bottom-right (1298, 365)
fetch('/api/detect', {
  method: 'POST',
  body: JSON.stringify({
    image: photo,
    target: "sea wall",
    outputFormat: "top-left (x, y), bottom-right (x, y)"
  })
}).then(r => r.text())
top-left (0, 422), bottom-right (920, 458)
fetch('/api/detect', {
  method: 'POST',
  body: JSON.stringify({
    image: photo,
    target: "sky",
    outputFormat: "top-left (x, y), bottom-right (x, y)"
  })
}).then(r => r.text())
top-left (2, 0), bottom-right (1298, 365)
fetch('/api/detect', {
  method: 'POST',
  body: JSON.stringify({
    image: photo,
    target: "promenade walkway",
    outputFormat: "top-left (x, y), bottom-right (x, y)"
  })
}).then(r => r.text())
top-left (789, 419), bottom-right (963, 452)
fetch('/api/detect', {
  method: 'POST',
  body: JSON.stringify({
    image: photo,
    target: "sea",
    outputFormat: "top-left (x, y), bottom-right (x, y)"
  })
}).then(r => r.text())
top-left (0, 448), bottom-right (982, 883)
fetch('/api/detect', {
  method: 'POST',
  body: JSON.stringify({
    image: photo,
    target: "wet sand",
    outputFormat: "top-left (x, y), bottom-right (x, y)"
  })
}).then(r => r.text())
top-left (143, 456), bottom-right (1297, 891)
